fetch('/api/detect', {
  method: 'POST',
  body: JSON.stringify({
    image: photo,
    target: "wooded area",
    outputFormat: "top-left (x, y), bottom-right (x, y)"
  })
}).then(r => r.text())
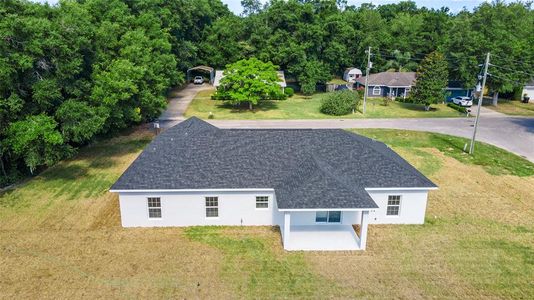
top-left (1, 0), bottom-right (533, 186)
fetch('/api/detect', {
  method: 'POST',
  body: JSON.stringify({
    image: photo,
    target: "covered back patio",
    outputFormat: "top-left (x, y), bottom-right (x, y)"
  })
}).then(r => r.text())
top-left (280, 209), bottom-right (370, 251)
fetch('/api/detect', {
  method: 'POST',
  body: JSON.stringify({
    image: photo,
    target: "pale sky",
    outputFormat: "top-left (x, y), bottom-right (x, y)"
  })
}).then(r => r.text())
top-left (33, 0), bottom-right (514, 15)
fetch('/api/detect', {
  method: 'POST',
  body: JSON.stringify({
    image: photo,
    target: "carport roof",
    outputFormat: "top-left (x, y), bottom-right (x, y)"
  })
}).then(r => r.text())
top-left (111, 118), bottom-right (436, 209)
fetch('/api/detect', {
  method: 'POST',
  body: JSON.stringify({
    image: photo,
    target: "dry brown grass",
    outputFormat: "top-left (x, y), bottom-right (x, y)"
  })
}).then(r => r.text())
top-left (1, 129), bottom-right (533, 299)
top-left (306, 150), bottom-right (534, 299)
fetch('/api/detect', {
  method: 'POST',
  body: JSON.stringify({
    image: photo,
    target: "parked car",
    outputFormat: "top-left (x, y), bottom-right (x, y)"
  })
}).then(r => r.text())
top-left (452, 96), bottom-right (473, 107)
top-left (193, 76), bottom-right (204, 84)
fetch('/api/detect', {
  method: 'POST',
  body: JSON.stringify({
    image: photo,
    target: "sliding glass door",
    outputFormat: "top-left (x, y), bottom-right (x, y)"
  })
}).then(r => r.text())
top-left (315, 211), bottom-right (342, 223)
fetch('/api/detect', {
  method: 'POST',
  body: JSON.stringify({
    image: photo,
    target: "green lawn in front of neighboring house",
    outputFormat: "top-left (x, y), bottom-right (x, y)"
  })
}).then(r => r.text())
top-left (184, 90), bottom-right (465, 120)
top-left (486, 99), bottom-right (534, 116)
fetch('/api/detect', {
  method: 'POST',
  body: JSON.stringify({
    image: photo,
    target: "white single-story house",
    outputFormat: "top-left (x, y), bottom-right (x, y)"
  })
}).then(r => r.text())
top-left (343, 67), bottom-right (363, 83)
top-left (523, 80), bottom-right (534, 100)
top-left (110, 117), bottom-right (437, 251)
top-left (213, 70), bottom-right (287, 92)
top-left (355, 72), bottom-right (416, 99)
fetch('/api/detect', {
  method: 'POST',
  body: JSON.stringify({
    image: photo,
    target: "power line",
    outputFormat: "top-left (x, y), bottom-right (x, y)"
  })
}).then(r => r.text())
top-left (490, 64), bottom-right (534, 78)
top-left (488, 73), bottom-right (524, 85)
top-left (373, 49), bottom-right (481, 65)
top-left (490, 53), bottom-right (534, 66)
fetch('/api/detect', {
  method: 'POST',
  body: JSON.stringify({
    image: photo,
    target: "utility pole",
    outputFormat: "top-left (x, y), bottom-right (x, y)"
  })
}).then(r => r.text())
top-left (363, 46), bottom-right (371, 114)
top-left (469, 52), bottom-right (490, 155)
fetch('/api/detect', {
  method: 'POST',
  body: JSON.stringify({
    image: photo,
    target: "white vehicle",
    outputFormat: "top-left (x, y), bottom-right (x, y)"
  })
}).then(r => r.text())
top-left (452, 96), bottom-right (473, 107)
top-left (193, 76), bottom-right (204, 84)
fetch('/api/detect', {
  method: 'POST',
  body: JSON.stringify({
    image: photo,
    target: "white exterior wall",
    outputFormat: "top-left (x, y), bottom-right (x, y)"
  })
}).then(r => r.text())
top-left (522, 86), bottom-right (534, 99)
top-left (118, 190), bottom-right (281, 227)
top-left (116, 188), bottom-right (431, 227)
top-left (366, 189), bottom-right (429, 224)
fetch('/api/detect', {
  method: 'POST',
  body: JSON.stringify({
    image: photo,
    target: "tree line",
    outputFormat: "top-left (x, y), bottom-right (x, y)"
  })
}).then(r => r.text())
top-left (1, 0), bottom-right (533, 186)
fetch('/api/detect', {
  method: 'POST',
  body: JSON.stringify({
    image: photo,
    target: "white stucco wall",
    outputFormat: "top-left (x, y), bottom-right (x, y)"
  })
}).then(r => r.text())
top-left (118, 190), bottom-right (281, 227)
top-left (116, 188), bottom-right (431, 227)
top-left (366, 189), bottom-right (430, 224)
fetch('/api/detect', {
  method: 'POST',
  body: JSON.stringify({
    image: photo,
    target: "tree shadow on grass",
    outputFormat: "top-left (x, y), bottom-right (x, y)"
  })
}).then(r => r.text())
top-left (215, 101), bottom-right (280, 114)
top-left (397, 102), bottom-right (439, 112)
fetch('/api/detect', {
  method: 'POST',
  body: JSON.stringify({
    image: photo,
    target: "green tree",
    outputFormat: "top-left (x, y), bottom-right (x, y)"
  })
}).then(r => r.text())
top-left (217, 58), bottom-right (283, 109)
top-left (4, 115), bottom-right (71, 173)
top-left (55, 100), bottom-right (105, 144)
top-left (447, 2), bottom-right (534, 106)
top-left (291, 60), bottom-right (330, 96)
top-left (383, 50), bottom-right (418, 72)
top-left (410, 51), bottom-right (449, 110)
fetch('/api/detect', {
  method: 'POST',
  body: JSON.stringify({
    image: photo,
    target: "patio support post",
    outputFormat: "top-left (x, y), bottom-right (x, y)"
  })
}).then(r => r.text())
top-left (283, 212), bottom-right (291, 247)
top-left (359, 210), bottom-right (369, 250)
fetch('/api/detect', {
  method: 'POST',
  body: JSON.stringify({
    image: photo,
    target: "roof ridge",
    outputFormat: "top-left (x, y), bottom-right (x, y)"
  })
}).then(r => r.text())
top-left (310, 154), bottom-right (364, 195)
top-left (340, 130), bottom-right (436, 187)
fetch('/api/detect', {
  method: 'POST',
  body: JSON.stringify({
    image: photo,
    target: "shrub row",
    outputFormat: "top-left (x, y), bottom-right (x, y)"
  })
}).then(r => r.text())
top-left (447, 102), bottom-right (468, 113)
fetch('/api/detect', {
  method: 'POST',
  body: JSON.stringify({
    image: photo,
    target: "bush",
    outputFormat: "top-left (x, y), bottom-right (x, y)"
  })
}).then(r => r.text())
top-left (301, 82), bottom-right (316, 96)
top-left (447, 102), bottom-right (468, 114)
top-left (320, 90), bottom-right (360, 116)
top-left (285, 87), bottom-right (294, 97)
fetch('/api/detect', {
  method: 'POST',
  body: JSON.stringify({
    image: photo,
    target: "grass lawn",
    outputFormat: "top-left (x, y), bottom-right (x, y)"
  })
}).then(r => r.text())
top-left (1, 127), bottom-right (533, 298)
top-left (486, 99), bottom-right (534, 116)
top-left (185, 90), bottom-right (465, 120)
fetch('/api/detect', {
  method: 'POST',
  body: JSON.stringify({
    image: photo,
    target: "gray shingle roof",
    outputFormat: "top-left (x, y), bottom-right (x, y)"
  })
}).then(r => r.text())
top-left (111, 117), bottom-right (436, 209)
top-left (356, 72), bottom-right (416, 87)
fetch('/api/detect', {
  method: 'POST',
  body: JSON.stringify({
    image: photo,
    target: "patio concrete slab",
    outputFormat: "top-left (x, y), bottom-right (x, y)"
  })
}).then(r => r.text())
top-left (285, 225), bottom-right (360, 251)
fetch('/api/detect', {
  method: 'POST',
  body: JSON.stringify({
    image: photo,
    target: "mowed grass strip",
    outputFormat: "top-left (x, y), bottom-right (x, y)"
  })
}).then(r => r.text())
top-left (0, 127), bottom-right (533, 298)
top-left (487, 99), bottom-right (534, 116)
top-left (352, 128), bottom-right (534, 177)
top-left (185, 90), bottom-right (464, 120)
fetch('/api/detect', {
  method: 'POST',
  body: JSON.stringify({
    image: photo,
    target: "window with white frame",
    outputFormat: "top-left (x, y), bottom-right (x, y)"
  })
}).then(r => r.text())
top-left (372, 86), bottom-right (381, 95)
top-left (147, 197), bottom-right (161, 218)
top-left (256, 196), bottom-right (269, 209)
top-left (205, 197), bottom-right (219, 218)
top-left (386, 195), bottom-right (401, 216)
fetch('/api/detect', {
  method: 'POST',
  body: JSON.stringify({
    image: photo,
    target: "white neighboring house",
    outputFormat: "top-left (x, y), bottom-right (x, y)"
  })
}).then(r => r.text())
top-left (213, 70), bottom-right (287, 93)
top-left (110, 118), bottom-right (437, 251)
top-left (343, 67), bottom-right (363, 83)
top-left (523, 80), bottom-right (534, 100)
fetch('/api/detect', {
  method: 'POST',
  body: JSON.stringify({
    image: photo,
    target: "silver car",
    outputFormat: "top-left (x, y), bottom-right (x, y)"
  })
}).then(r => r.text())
top-left (193, 76), bottom-right (204, 84)
top-left (452, 96), bottom-right (473, 107)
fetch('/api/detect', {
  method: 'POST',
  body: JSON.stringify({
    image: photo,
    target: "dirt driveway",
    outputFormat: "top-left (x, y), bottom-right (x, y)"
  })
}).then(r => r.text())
top-left (159, 83), bottom-right (213, 121)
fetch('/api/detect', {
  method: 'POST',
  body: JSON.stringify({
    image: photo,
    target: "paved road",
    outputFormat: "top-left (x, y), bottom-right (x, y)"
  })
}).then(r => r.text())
top-left (159, 85), bottom-right (534, 162)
